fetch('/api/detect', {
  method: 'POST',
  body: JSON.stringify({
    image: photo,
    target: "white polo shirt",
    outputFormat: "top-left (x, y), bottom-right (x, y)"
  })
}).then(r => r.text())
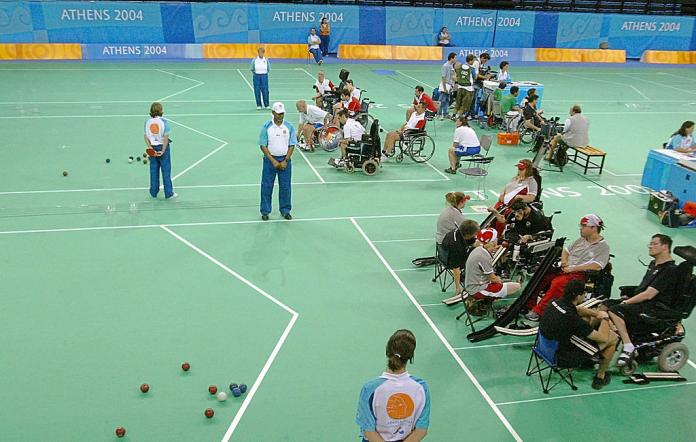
top-left (252, 57), bottom-right (268, 74)
top-left (259, 120), bottom-right (297, 156)
top-left (351, 88), bottom-right (361, 101)
top-left (315, 79), bottom-right (333, 95)
top-left (144, 116), bottom-right (170, 146)
top-left (343, 118), bottom-right (365, 141)
top-left (453, 126), bottom-right (479, 147)
top-left (405, 112), bottom-right (426, 130)
top-left (299, 105), bottom-right (328, 125)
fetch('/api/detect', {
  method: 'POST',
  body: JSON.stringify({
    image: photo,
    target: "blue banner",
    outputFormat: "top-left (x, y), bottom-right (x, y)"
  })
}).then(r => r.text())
top-left (608, 14), bottom-right (694, 58)
top-left (494, 11), bottom-right (536, 47)
top-left (442, 9), bottom-right (495, 47)
top-left (385, 6), bottom-right (435, 46)
top-left (446, 47), bottom-right (533, 63)
top-left (0, 2), bottom-right (35, 42)
top-left (82, 43), bottom-right (192, 60)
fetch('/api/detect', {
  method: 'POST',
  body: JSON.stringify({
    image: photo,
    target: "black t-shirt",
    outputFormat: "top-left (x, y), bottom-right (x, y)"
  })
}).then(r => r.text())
top-left (539, 299), bottom-right (594, 354)
top-left (635, 260), bottom-right (678, 306)
top-left (441, 229), bottom-right (475, 268)
top-left (523, 104), bottom-right (540, 126)
top-left (511, 207), bottom-right (549, 237)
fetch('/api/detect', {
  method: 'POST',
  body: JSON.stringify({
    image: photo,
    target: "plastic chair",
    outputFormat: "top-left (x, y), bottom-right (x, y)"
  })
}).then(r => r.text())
top-left (526, 331), bottom-right (578, 394)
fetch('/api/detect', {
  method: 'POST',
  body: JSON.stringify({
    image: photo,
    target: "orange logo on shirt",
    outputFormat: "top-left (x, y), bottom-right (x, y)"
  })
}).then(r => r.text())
top-left (149, 124), bottom-right (160, 134)
top-left (386, 393), bottom-right (415, 419)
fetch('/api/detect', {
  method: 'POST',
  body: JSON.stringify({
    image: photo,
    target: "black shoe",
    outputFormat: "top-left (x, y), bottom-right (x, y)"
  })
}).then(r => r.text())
top-left (283, 213), bottom-right (292, 220)
top-left (591, 372), bottom-right (611, 390)
top-left (261, 214), bottom-right (269, 221)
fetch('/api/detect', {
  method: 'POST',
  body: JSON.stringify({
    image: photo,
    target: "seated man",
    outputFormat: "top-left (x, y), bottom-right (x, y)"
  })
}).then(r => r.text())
top-left (333, 89), bottom-right (361, 124)
top-left (525, 214), bottom-right (610, 321)
top-left (523, 94), bottom-right (543, 132)
top-left (407, 85), bottom-right (438, 120)
top-left (547, 105), bottom-right (589, 162)
top-left (500, 85), bottom-right (520, 115)
top-left (440, 219), bottom-right (480, 305)
top-left (445, 116), bottom-right (480, 174)
top-left (345, 79), bottom-right (361, 102)
top-left (382, 102), bottom-right (426, 160)
top-left (332, 109), bottom-right (366, 166)
top-left (312, 70), bottom-right (335, 108)
top-left (540, 279), bottom-right (618, 390)
top-left (464, 228), bottom-right (521, 314)
top-left (506, 199), bottom-right (550, 244)
top-left (296, 100), bottom-right (330, 151)
top-left (608, 234), bottom-right (679, 367)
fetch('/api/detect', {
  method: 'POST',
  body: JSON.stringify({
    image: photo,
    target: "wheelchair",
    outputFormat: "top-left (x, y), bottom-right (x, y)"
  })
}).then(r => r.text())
top-left (298, 123), bottom-right (342, 152)
top-left (354, 97), bottom-right (375, 130)
top-left (328, 119), bottom-right (382, 176)
top-left (320, 92), bottom-right (340, 114)
top-left (617, 245), bottom-right (696, 375)
top-left (387, 129), bottom-right (435, 163)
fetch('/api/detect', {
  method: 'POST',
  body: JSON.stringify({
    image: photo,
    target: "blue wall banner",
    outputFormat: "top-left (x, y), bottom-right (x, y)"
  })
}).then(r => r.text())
top-left (81, 43), bottom-right (193, 60)
top-left (1, 2), bottom-right (696, 59)
top-left (445, 47), bottom-right (534, 63)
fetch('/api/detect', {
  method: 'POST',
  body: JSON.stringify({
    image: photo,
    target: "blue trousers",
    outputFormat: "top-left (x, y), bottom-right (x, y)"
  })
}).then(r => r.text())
top-left (260, 155), bottom-right (292, 215)
top-left (149, 145), bottom-right (174, 198)
top-left (253, 73), bottom-right (269, 108)
top-left (309, 48), bottom-right (323, 64)
top-left (319, 35), bottom-right (330, 56)
top-left (438, 92), bottom-right (450, 116)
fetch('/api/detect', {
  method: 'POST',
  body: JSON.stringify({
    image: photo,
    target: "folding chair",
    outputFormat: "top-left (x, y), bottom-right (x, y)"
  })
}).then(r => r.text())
top-left (526, 331), bottom-right (578, 394)
top-left (456, 291), bottom-right (492, 333)
top-left (459, 134), bottom-right (494, 198)
top-left (432, 243), bottom-right (454, 292)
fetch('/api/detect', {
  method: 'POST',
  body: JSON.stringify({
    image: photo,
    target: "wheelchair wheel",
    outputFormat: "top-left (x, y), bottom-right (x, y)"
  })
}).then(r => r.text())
top-left (362, 159), bottom-right (379, 176)
top-left (619, 359), bottom-right (638, 376)
top-left (395, 153), bottom-right (404, 163)
top-left (520, 129), bottom-right (536, 145)
top-left (345, 162), bottom-right (355, 173)
top-left (407, 135), bottom-right (435, 163)
top-left (658, 342), bottom-right (689, 372)
top-left (318, 125), bottom-right (342, 152)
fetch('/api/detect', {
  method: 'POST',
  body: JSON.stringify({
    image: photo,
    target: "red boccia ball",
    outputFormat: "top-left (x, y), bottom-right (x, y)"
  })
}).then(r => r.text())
top-left (208, 385), bottom-right (218, 395)
top-left (182, 362), bottom-right (190, 372)
top-left (115, 426), bottom-right (126, 438)
top-left (140, 383), bottom-right (149, 393)
top-left (204, 408), bottom-right (214, 419)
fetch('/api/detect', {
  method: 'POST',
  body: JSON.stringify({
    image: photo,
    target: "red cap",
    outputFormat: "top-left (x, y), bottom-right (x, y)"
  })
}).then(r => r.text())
top-left (516, 162), bottom-right (527, 170)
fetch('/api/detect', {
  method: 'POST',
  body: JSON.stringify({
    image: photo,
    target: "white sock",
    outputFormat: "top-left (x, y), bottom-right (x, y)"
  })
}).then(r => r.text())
top-left (623, 343), bottom-right (635, 353)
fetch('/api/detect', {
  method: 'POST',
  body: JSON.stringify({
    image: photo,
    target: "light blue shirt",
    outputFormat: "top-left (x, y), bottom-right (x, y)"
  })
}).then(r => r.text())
top-left (258, 120), bottom-right (297, 156)
top-left (250, 57), bottom-right (270, 74)
top-left (667, 134), bottom-right (695, 150)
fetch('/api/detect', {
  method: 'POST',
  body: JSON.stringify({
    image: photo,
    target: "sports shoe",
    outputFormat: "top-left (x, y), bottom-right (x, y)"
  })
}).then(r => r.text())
top-left (616, 350), bottom-right (633, 367)
top-left (380, 154), bottom-right (388, 162)
top-left (282, 213), bottom-right (292, 220)
top-left (261, 214), bottom-right (269, 221)
top-left (257, 106), bottom-right (262, 110)
top-left (444, 167), bottom-right (457, 175)
top-left (318, 60), bottom-right (323, 65)
top-left (524, 311), bottom-right (540, 322)
top-left (166, 193), bottom-right (178, 200)
top-left (591, 372), bottom-right (611, 390)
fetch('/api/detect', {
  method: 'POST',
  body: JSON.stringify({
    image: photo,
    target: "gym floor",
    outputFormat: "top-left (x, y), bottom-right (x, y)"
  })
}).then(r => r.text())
top-left (1, 61), bottom-right (695, 441)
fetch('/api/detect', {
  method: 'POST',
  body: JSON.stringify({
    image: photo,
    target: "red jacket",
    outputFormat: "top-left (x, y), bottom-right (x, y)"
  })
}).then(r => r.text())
top-left (413, 93), bottom-right (437, 112)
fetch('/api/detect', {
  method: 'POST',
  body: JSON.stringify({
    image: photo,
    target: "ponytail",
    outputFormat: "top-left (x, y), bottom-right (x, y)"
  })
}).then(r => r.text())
top-left (385, 329), bottom-right (416, 371)
top-left (445, 191), bottom-right (470, 208)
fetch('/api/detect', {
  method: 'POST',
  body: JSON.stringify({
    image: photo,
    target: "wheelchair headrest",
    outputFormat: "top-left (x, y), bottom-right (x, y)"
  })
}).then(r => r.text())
top-left (675, 245), bottom-right (696, 266)
top-left (369, 119), bottom-right (380, 139)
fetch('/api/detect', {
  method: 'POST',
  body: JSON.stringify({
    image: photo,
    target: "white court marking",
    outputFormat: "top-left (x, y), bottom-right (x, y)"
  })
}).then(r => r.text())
top-left (453, 341), bottom-right (535, 350)
top-left (155, 69), bottom-right (205, 102)
top-left (296, 148), bottom-right (326, 184)
top-left (351, 217), bottom-right (523, 442)
top-left (236, 69), bottom-right (255, 92)
top-left (160, 226), bottom-right (298, 441)
top-left (166, 118), bottom-right (229, 182)
top-left (396, 70), bottom-right (435, 89)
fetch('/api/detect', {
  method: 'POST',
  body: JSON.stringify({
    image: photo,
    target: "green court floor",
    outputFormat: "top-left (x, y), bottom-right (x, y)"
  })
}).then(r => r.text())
top-left (1, 61), bottom-right (695, 441)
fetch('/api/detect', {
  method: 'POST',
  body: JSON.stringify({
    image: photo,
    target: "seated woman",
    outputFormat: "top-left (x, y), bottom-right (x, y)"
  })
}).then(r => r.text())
top-left (539, 279), bottom-right (618, 390)
top-left (382, 102), bottom-right (426, 159)
top-left (440, 219), bottom-right (480, 305)
top-left (666, 121), bottom-right (696, 153)
top-left (307, 28), bottom-right (323, 65)
top-left (488, 159), bottom-right (540, 232)
top-left (498, 61), bottom-right (512, 83)
top-left (437, 27), bottom-right (452, 46)
top-left (445, 116), bottom-right (480, 174)
top-left (436, 191), bottom-right (471, 245)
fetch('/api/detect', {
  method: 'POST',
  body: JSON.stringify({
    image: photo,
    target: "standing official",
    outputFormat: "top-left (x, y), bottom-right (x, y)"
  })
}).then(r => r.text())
top-left (259, 102), bottom-right (296, 221)
top-left (250, 47), bottom-right (270, 110)
top-left (144, 102), bottom-right (176, 199)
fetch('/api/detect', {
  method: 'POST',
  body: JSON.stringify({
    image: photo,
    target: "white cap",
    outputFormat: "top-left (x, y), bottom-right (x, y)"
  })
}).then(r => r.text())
top-left (272, 102), bottom-right (285, 114)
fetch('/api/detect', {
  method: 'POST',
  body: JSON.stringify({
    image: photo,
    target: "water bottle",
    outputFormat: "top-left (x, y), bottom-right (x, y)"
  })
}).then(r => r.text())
top-left (512, 245), bottom-right (520, 262)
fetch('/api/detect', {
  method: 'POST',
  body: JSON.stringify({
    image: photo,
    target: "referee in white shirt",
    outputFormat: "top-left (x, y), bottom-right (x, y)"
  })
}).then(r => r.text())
top-left (250, 47), bottom-right (270, 110)
top-left (259, 102), bottom-right (297, 220)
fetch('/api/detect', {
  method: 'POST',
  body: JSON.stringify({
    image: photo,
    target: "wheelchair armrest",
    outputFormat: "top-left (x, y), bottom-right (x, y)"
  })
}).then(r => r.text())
top-left (404, 129), bottom-right (426, 136)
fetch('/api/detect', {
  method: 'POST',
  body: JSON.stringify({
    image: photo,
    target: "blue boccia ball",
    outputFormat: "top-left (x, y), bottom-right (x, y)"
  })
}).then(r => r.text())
top-left (229, 383), bottom-right (238, 392)
top-left (239, 384), bottom-right (247, 394)
top-left (232, 387), bottom-right (242, 398)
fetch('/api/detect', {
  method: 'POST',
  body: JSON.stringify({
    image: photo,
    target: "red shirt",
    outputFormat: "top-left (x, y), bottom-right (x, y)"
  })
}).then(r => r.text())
top-left (343, 97), bottom-right (361, 115)
top-left (413, 93), bottom-right (437, 112)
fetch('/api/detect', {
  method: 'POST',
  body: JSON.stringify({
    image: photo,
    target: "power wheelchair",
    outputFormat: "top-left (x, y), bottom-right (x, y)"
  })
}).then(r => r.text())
top-left (616, 245), bottom-right (696, 375)
top-left (386, 127), bottom-right (436, 163)
top-left (328, 119), bottom-right (382, 176)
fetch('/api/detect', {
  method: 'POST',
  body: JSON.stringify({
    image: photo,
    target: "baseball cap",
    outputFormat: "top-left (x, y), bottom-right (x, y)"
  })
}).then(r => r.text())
top-left (580, 214), bottom-right (604, 228)
top-left (272, 102), bottom-right (285, 114)
top-left (476, 228), bottom-right (498, 244)
top-left (516, 162), bottom-right (527, 170)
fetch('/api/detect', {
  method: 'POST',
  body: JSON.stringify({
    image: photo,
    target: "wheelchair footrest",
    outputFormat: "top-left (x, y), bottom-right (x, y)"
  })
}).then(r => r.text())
top-left (495, 325), bottom-right (538, 336)
top-left (623, 372), bottom-right (686, 385)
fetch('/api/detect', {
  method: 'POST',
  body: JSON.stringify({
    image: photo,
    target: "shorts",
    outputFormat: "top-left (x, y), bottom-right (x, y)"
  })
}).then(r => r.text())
top-left (313, 123), bottom-right (324, 129)
top-left (474, 282), bottom-right (507, 299)
top-left (454, 145), bottom-right (481, 156)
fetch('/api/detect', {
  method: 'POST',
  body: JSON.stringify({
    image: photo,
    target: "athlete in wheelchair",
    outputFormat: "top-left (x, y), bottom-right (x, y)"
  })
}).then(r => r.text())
top-left (296, 100), bottom-right (332, 152)
top-left (328, 111), bottom-right (382, 176)
top-left (382, 102), bottom-right (436, 163)
top-left (608, 237), bottom-right (696, 375)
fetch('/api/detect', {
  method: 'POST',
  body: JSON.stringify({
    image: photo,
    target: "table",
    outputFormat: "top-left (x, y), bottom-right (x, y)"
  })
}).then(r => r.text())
top-left (484, 80), bottom-right (544, 108)
top-left (641, 149), bottom-right (696, 208)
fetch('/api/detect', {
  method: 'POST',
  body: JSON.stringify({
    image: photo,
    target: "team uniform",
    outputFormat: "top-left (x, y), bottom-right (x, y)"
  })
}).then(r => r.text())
top-left (314, 79), bottom-right (335, 96)
top-left (343, 117), bottom-right (366, 142)
top-left (404, 112), bottom-right (426, 132)
top-left (299, 104), bottom-right (328, 129)
top-left (413, 93), bottom-right (437, 113)
top-left (250, 56), bottom-right (270, 108)
top-left (258, 118), bottom-right (297, 216)
top-left (465, 246), bottom-right (507, 298)
top-left (667, 133), bottom-right (695, 150)
top-left (453, 125), bottom-right (481, 156)
top-left (539, 298), bottom-right (595, 367)
top-left (356, 372), bottom-right (430, 442)
top-left (144, 116), bottom-right (174, 198)
top-left (501, 176), bottom-right (538, 205)
top-left (342, 97), bottom-right (361, 116)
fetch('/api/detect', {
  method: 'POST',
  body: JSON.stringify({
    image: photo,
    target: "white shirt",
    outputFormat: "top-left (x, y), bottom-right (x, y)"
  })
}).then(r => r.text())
top-left (299, 105), bottom-right (328, 125)
top-left (351, 88), bottom-right (361, 101)
top-left (144, 116), bottom-right (169, 145)
top-left (405, 112), bottom-right (426, 130)
top-left (315, 79), bottom-right (332, 95)
top-left (308, 34), bottom-right (321, 49)
top-left (453, 126), bottom-right (479, 147)
top-left (343, 118), bottom-right (365, 141)
top-left (266, 122), bottom-right (292, 156)
top-left (253, 57), bottom-right (268, 74)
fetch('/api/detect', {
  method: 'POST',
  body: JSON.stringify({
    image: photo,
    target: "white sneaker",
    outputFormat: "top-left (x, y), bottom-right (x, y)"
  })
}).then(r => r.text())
top-left (380, 154), bottom-right (388, 162)
top-left (166, 193), bottom-right (178, 200)
top-left (256, 106), bottom-right (262, 110)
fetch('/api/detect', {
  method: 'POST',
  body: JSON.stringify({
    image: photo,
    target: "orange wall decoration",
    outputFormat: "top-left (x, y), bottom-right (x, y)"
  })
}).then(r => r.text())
top-left (536, 48), bottom-right (625, 63)
top-left (0, 44), bottom-right (82, 60)
top-left (203, 43), bottom-right (307, 59)
top-left (339, 45), bottom-right (441, 61)
top-left (643, 50), bottom-right (696, 64)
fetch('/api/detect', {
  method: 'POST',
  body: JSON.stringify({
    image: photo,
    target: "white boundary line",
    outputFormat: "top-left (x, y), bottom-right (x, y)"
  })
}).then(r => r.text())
top-left (155, 69), bottom-right (205, 102)
top-left (420, 302), bottom-right (446, 306)
top-left (236, 69), bottom-right (255, 92)
top-left (350, 217), bottom-right (522, 442)
top-left (0, 99), bottom-right (261, 105)
top-left (604, 169), bottom-right (643, 177)
top-left (393, 268), bottom-right (427, 272)
top-left (0, 112), bottom-right (301, 119)
top-left (372, 238), bottom-right (432, 243)
top-left (0, 68), bottom-right (302, 71)
top-left (554, 72), bottom-right (650, 100)
top-left (453, 341), bottom-right (535, 350)
top-left (496, 380), bottom-right (696, 406)
top-left (158, 83), bottom-right (205, 102)
top-left (395, 70), bottom-right (435, 89)
top-left (618, 73), bottom-right (696, 96)
top-left (296, 149), bottom-right (326, 184)
top-left (159, 226), bottom-right (299, 441)
top-left (299, 67), bottom-right (317, 81)
top-left (424, 160), bottom-right (451, 180)
top-left (688, 360), bottom-right (696, 370)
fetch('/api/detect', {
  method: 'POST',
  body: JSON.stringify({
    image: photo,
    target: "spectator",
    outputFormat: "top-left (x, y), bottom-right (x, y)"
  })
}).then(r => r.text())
top-left (319, 17), bottom-right (331, 57)
top-left (438, 52), bottom-right (457, 120)
top-left (437, 26), bottom-right (452, 46)
top-left (498, 61), bottom-right (512, 82)
top-left (307, 28), bottom-right (323, 65)
top-left (356, 329), bottom-right (429, 442)
top-left (407, 85), bottom-right (437, 120)
top-left (436, 191), bottom-right (471, 244)
top-left (666, 121), bottom-right (696, 153)
top-left (250, 47), bottom-right (270, 110)
top-left (547, 105), bottom-right (589, 162)
top-left (453, 56), bottom-right (475, 120)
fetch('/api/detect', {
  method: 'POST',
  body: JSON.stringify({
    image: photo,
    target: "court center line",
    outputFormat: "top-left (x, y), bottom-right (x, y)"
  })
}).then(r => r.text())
top-left (165, 118), bottom-right (229, 181)
top-left (158, 83), bottom-right (205, 102)
top-left (496, 380), bottom-right (696, 407)
top-left (237, 69), bottom-right (255, 92)
top-left (299, 67), bottom-right (317, 81)
top-left (453, 341), bottom-right (535, 350)
top-left (296, 149), bottom-right (326, 184)
top-left (155, 69), bottom-right (206, 101)
top-left (395, 70), bottom-right (435, 89)
top-left (424, 160), bottom-right (451, 181)
top-left (160, 226), bottom-right (298, 441)
top-left (351, 218), bottom-right (522, 442)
